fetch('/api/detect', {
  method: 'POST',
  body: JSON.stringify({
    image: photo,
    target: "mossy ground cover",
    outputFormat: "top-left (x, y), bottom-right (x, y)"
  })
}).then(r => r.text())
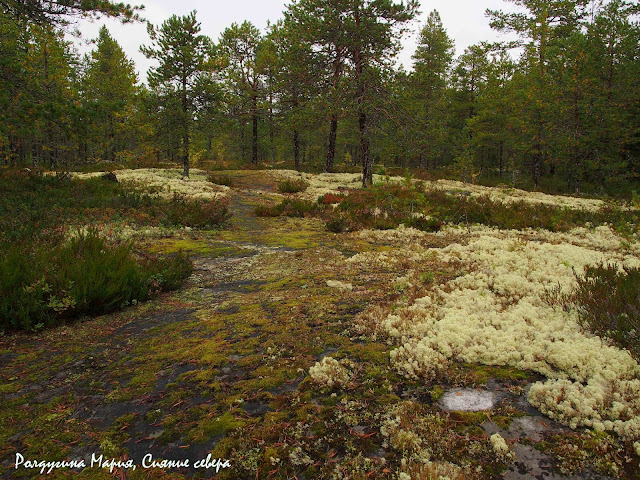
top-left (0, 170), bottom-right (638, 479)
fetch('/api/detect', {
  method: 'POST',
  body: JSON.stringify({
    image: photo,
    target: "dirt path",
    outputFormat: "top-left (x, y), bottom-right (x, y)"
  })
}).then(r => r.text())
top-left (0, 171), bottom-right (630, 479)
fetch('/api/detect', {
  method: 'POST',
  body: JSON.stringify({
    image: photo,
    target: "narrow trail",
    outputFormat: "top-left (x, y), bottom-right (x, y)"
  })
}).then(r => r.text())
top-left (0, 171), bottom-right (627, 479)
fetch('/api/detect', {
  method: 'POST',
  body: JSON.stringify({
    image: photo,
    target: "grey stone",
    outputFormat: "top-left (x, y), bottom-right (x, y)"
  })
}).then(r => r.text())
top-left (439, 388), bottom-right (504, 411)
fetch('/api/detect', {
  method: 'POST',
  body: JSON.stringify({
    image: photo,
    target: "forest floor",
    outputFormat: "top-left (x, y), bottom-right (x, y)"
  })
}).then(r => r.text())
top-left (0, 170), bottom-right (638, 479)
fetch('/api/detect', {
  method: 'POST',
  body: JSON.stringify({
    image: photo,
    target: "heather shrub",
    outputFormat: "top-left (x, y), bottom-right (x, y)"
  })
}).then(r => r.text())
top-left (163, 193), bottom-right (231, 228)
top-left (569, 263), bottom-right (640, 360)
top-left (326, 216), bottom-right (349, 233)
top-left (318, 193), bottom-right (347, 205)
top-left (317, 183), bottom-right (636, 234)
top-left (207, 174), bottom-right (234, 187)
top-left (0, 229), bottom-right (192, 331)
top-left (255, 199), bottom-right (317, 218)
top-left (278, 178), bottom-right (309, 193)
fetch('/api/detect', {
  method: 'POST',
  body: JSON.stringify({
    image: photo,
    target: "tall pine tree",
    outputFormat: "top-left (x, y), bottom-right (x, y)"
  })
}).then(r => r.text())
top-left (141, 11), bottom-right (212, 177)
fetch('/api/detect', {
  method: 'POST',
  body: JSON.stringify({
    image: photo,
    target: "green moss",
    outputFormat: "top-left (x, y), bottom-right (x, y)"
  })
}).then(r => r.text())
top-left (148, 238), bottom-right (252, 257)
top-left (0, 382), bottom-right (20, 394)
top-left (127, 370), bottom-right (157, 389)
top-left (186, 411), bottom-right (245, 443)
top-left (430, 385), bottom-right (445, 402)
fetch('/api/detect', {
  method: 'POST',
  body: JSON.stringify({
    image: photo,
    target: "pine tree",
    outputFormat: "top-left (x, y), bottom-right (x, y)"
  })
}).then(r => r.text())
top-left (285, 0), bottom-right (352, 173)
top-left (1, 0), bottom-right (141, 27)
top-left (83, 26), bottom-right (137, 162)
top-left (141, 11), bottom-right (212, 177)
top-left (217, 22), bottom-right (266, 166)
top-left (269, 19), bottom-right (317, 170)
top-left (411, 10), bottom-right (454, 169)
top-left (487, 0), bottom-right (590, 186)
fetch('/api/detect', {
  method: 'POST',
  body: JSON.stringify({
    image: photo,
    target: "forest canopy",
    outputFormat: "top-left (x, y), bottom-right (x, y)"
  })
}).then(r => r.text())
top-left (1, 0), bottom-right (639, 195)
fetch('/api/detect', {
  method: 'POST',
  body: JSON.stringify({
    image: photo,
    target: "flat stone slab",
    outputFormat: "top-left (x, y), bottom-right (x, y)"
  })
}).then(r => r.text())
top-left (439, 388), bottom-right (502, 411)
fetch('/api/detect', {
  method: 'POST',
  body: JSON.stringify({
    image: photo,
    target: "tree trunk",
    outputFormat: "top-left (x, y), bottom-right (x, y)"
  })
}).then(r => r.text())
top-left (353, 8), bottom-right (371, 188)
top-left (293, 129), bottom-right (300, 170)
top-left (252, 94), bottom-right (258, 165)
top-left (240, 119), bottom-right (246, 163)
top-left (325, 116), bottom-right (338, 172)
top-left (359, 111), bottom-right (372, 187)
top-left (182, 75), bottom-right (190, 177)
top-left (269, 88), bottom-right (275, 165)
top-left (325, 50), bottom-right (343, 173)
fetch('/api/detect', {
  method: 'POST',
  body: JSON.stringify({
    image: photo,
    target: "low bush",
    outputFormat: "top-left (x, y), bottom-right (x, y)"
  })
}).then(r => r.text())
top-left (255, 199), bottom-right (318, 218)
top-left (207, 174), bottom-right (234, 187)
top-left (0, 228), bottom-right (192, 332)
top-left (318, 193), bottom-right (347, 205)
top-left (318, 183), bottom-right (637, 234)
top-left (0, 172), bottom-right (231, 249)
top-left (278, 178), bottom-right (309, 194)
top-left (326, 216), bottom-right (348, 233)
top-left (569, 263), bottom-right (640, 360)
top-left (163, 194), bottom-right (231, 228)
top-left (320, 187), bottom-right (443, 233)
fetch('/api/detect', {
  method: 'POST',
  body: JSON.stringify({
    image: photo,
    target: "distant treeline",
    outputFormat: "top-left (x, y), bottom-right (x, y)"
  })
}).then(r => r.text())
top-left (1, 0), bottom-right (639, 193)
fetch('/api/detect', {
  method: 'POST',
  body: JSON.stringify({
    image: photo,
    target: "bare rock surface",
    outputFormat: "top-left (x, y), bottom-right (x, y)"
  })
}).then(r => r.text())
top-left (439, 388), bottom-right (506, 411)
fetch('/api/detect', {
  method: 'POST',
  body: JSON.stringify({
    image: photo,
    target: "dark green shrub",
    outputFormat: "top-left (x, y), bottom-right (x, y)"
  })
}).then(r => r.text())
top-left (207, 174), bottom-right (234, 187)
top-left (569, 263), bottom-right (640, 360)
top-left (164, 194), bottom-right (231, 228)
top-left (0, 241), bottom-right (57, 331)
top-left (0, 229), bottom-right (193, 332)
top-left (405, 215), bottom-right (443, 232)
top-left (145, 251), bottom-right (193, 293)
top-left (255, 204), bottom-right (281, 217)
top-left (277, 179), bottom-right (309, 193)
top-left (255, 199), bottom-right (317, 218)
top-left (326, 216), bottom-right (348, 233)
top-left (52, 231), bottom-right (149, 316)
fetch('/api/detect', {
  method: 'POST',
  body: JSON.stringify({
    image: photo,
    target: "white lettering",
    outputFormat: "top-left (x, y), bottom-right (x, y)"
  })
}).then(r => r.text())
top-left (142, 453), bottom-right (153, 469)
top-left (14, 454), bottom-right (86, 475)
top-left (142, 454), bottom-right (189, 469)
top-left (91, 453), bottom-right (103, 468)
top-left (194, 454), bottom-right (231, 471)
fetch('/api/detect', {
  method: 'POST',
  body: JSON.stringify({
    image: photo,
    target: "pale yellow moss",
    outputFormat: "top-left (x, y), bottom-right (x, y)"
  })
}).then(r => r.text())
top-left (73, 168), bottom-right (228, 200)
top-left (359, 224), bottom-right (640, 441)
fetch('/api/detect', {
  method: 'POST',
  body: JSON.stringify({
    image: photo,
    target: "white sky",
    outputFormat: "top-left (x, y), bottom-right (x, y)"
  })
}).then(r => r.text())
top-left (68, 0), bottom-right (521, 83)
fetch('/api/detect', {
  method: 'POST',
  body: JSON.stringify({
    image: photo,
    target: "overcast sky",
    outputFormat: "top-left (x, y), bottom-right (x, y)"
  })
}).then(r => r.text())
top-left (69, 0), bottom-right (521, 83)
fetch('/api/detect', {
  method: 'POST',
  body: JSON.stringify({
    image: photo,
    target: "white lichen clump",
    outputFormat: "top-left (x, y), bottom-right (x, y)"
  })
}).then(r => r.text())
top-left (309, 356), bottom-right (351, 388)
top-left (273, 170), bottom-right (399, 200)
top-left (490, 433), bottom-right (510, 456)
top-left (74, 168), bottom-right (228, 200)
top-left (431, 179), bottom-right (605, 211)
top-left (355, 223), bottom-right (640, 441)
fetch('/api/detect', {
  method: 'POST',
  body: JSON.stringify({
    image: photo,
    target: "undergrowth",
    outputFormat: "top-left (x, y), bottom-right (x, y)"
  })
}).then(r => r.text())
top-left (319, 182), bottom-right (638, 234)
top-left (0, 228), bottom-right (192, 331)
top-left (0, 169), bottom-right (231, 247)
top-left (0, 170), bottom-right (216, 332)
top-left (255, 198), bottom-right (318, 218)
top-left (164, 193), bottom-right (231, 228)
top-left (207, 174), bottom-right (234, 187)
top-left (278, 178), bottom-right (309, 194)
top-left (568, 263), bottom-right (640, 360)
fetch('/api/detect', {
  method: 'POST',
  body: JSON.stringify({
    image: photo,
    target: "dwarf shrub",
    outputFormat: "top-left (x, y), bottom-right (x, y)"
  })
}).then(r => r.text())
top-left (163, 194), bottom-right (231, 228)
top-left (277, 179), bottom-right (309, 193)
top-left (0, 229), bottom-right (192, 331)
top-left (570, 263), bottom-right (640, 360)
